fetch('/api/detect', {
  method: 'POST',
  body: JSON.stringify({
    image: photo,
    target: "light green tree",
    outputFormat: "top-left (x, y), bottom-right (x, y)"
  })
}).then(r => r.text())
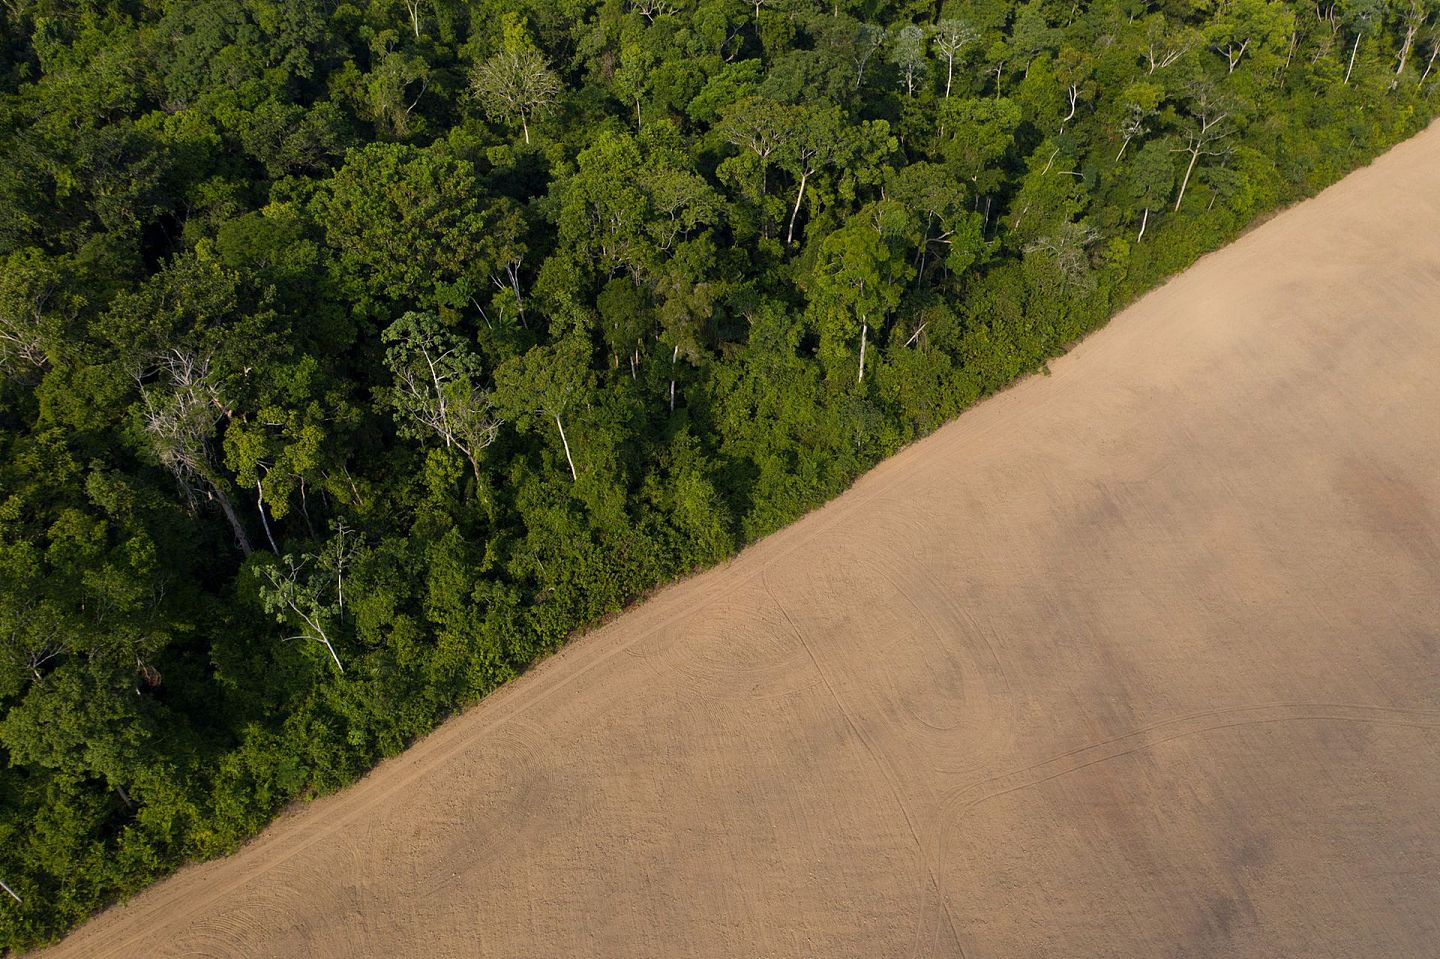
top-left (1129, 139), bottom-right (1176, 240)
top-left (806, 206), bottom-right (913, 383)
top-left (381, 312), bottom-right (501, 489)
top-left (931, 19), bottom-right (978, 98)
top-left (890, 24), bottom-right (929, 97)
top-left (471, 48), bottom-right (563, 143)
top-left (494, 337), bottom-right (593, 482)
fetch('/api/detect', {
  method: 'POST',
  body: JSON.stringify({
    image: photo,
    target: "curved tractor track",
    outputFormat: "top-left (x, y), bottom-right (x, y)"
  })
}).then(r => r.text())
top-left (40, 125), bottom-right (1440, 958)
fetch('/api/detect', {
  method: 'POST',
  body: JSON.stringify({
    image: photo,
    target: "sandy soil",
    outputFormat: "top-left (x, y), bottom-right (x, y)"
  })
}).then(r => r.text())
top-left (38, 126), bottom-right (1440, 959)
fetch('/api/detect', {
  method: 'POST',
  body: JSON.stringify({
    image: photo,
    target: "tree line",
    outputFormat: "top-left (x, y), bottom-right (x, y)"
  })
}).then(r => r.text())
top-left (0, 0), bottom-right (1435, 947)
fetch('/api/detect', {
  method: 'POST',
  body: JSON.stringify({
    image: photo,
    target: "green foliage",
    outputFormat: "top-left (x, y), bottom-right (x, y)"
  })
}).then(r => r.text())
top-left (0, 0), bottom-right (1434, 948)
top-left (315, 143), bottom-right (489, 310)
top-left (381, 312), bottom-right (500, 487)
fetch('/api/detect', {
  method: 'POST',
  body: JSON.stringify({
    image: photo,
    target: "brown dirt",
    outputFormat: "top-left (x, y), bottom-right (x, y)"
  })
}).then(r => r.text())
top-left (39, 125), bottom-right (1440, 958)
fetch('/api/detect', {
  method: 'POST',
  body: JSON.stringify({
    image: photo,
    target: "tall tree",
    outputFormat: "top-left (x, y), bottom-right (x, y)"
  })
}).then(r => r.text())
top-left (1172, 86), bottom-right (1233, 212)
top-left (471, 48), bottom-right (563, 143)
top-left (806, 204), bottom-right (913, 383)
top-left (1340, 0), bottom-right (1387, 83)
top-left (889, 23), bottom-right (929, 97)
top-left (134, 349), bottom-right (255, 557)
top-left (1129, 139), bottom-right (1176, 241)
top-left (381, 312), bottom-right (502, 489)
top-left (494, 338), bottom-right (593, 482)
top-left (931, 19), bottom-right (978, 98)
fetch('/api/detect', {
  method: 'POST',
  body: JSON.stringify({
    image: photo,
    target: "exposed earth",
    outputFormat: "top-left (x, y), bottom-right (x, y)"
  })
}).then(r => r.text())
top-left (40, 124), bottom-right (1440, 958)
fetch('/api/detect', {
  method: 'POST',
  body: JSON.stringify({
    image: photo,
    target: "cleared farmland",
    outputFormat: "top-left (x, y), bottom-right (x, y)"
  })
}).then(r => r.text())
top-left (38, 124), bottom-right (1440, 959)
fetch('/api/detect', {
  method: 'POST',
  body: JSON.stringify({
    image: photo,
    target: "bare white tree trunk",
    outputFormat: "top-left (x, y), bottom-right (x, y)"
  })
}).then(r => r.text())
top-left (1397, 29), bottom-right (1417, 75)
top-left (786, 171), bottom-right (812, 245)
top-left (669, 343), bottom-right (679, 411)
top-left (1345, 31), bottom-right (1361, 83)
top-left (555, 414), bottom-right (578, 481)
top-left (1221, 39), bottom-right (1250, 72)
top-left (1147, 45), bottom-right (1186, 73)
top-left (1172, 106), bottom-right (1228, 212)
top-left (281, 605), bottom-right (344, 674)
top-left (256, 479), bottom-right (279, 554)
top-left (1059, 84), bottom-right (1078, 135)
top-left (857, 319), bottom-right (868, 383)
top-left (1137, 206), bottom-right (1150, 241)
top-left (287, 630), bottom-right (344, 674)
top-left (320, 637), bottom-right (344, 673)
top-left (500, 261), bottom-right (528, 327)
top-left (1116, 133), bottom-right (1135, 162)
top-left (1395, 2), bottom-right (1430, 80)
top-left (1422, 42), bottom-right (1439, 84)
top-left (1175, 149), bottom-right (1201, 211)
top-left (334, 522), bottom-right (350, 612)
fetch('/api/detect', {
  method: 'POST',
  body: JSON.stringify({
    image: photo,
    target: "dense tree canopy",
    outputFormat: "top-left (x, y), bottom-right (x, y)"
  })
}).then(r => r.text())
top-left (0, 0), bottom-right (1435, 948)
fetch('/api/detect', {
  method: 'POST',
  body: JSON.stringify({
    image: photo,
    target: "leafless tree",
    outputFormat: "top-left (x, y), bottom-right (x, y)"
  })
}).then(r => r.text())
top-left (0, 259), bottom-right (69, 380)
top-left (382, 313), bottom-right (502, 488)
top-left (1216, 36), bottom-right (1251, 72)
top-left (1395, 0), bottom-right (1432, 77)
top-left (629, 0), bottom-right (675, 21)
top-left (1171, 88), bottom-right (1232, 212)
top-left (850, 23), bottom-right (887, 89)
top-left (0, 316), bottom-right (48, 379)
top-left (329, 521), bottom-right (355, 613)
top-left (1059, 83), bottom-right (1081, 134)
top-left (1422, 26), bottom-right (1440, 83)
top-left (1144, 17), bottom-right (1194, 73)
top-left (1310, 1), bottom-right (1344, 63)
top-left (401, 0), bottom-right (423, 38)
top-left (471, 49), bottom-right (563, 144)
top-left (1115, 100), bottom-right (1151, 161)
top-left (1026, 222), bottom-right (1101, 285)
top-left (1342, 1), bottom-right (1383, 85)
top-left (2, 601), bottom-right (64, 685)
top-left (751, 0), bottom-right (775, 38)
top-left (136, 349), bottom-right (254, 556)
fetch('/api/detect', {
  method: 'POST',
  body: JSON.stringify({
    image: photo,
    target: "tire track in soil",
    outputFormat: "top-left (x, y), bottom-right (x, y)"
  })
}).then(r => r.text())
top-left (759, 569), bottom-right (968, 959)
top-left (653, 590), bottom-right (823, 702)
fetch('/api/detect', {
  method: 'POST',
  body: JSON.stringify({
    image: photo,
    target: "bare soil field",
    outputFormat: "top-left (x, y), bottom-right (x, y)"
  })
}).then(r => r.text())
top-left (40, 126), bottom-right (1440, 958)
